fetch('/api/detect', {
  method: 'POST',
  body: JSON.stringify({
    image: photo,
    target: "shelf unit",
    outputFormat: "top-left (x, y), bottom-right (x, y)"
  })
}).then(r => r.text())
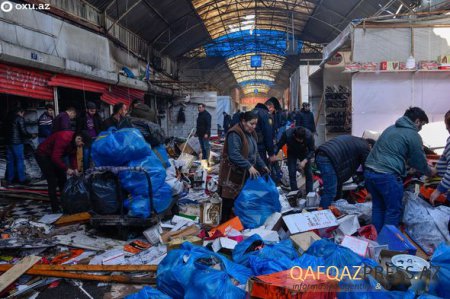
top-left (324, 87), bottom-right (352, 136)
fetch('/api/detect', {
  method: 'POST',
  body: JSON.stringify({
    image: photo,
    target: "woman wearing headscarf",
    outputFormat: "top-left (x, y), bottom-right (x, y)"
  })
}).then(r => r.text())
top-left (218, 111), bottom-right (269, 222)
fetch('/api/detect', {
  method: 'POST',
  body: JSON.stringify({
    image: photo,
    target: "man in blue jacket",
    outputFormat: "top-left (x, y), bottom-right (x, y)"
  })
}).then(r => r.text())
top-left (38, 104), bottom-right (54, 144)
top-left (276, 126), bottom-right (315, 192)
top-left (295, 102), bottom-right (316, 134)
top-left (365, 107), bottom-right (436, 232)
top-left (252, 100), bottom-right (276, 165)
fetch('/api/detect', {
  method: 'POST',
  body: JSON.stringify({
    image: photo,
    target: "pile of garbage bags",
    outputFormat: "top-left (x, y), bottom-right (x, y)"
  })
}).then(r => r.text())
top-left (91, 128), bottom-right (172, 218)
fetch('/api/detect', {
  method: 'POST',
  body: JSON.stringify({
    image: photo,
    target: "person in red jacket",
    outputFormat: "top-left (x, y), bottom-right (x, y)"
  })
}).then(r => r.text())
top-left (36, 130), bottom-right (91, 212)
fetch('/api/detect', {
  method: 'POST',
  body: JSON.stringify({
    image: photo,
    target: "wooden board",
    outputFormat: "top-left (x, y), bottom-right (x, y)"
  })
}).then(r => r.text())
top-left (0, 255), bottom-right (41, 292)
top-left (55, 212), bottom-right (91, 227)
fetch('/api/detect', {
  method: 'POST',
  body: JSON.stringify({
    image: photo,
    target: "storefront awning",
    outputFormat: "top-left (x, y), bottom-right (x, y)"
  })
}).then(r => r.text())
top-left (0, 63), bottom-right (54, 100)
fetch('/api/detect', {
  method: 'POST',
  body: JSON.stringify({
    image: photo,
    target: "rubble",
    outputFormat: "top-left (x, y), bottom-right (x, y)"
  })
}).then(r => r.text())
top-left (0, 130), bottom-right (448, 299)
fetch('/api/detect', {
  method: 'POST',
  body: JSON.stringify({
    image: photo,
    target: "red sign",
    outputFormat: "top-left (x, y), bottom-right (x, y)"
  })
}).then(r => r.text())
top-left (327, 52), bottom-right (343, 66)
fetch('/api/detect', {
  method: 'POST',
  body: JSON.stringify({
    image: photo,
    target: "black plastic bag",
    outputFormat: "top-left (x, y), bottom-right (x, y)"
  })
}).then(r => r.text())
top-left (128, 117), bottom-right (165, 147)
top-left (90, 172), bottom-right (120, 215)
top-left (61, 176), bottom-right (90, 214)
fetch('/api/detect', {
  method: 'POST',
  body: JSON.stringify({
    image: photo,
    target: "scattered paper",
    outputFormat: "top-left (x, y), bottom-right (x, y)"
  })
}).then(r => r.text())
top-left (282, 210), bottom-right (338, 234)
top-left (38, 214), bottom-right (63, 224)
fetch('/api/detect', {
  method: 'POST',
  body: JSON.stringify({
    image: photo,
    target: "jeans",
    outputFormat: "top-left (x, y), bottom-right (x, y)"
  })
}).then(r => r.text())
top-left (287, 155), bottom-right (312, 193)
top-left (316, 154), bottom-right (337, 208)
top-left (364, 170), bottom-right (403, 232)
top-left (198, 137), bottom-right (210, 161)
top-left (6, 144), bottom-right (26, 183)
top-left (36, 154), bottom-right (67, 212)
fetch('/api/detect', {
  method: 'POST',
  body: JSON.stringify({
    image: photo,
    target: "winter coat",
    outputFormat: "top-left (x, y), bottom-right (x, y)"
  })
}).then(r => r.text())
top-left (218, 123), bottom-right (265, 199)
top-left (316, 135), bottom-right (370, 184)
top-left (77, 112), bottom-right (103, 138)
top-left (295, 110), bottom-right (316, 133)
top-left (365, 116), bottom-right (431, 177)
top-left (52, 112), bottom-right (73, 132)
top-left (252, 103), bottom-right (274, 156)
top-left (38, 112), bottom-right (53, 139)
top-left (277, 127), bottom-right (315, 160)
top-left (6, 114), bottom-right (32, 145)
top-left (436, 136), bottom-right (450, 194)
top-left (37, 130), bottom-right (76, 171)
top-left (196, 110), bottom-right (212, 137)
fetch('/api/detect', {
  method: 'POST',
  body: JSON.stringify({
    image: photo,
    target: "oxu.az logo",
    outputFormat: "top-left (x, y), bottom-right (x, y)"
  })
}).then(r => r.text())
top-left (1, 1), bottom-right (50, 12)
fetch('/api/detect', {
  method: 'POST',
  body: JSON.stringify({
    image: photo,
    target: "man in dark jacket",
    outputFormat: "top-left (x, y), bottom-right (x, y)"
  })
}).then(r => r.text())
top-left (316, 135), bottom-right (372, 208)
top-left (38, 104), bottom-right (54, 144)
top-left (77, 101), bottom-right (102, 140)
top-left (223, 112), bottom-right (231, 134)
top-left (196, 103), bottom-right (212, 161)
top-left (5, 108), bottom-right (33, 185)
top-left (277, 126), bottom-right (315, 192)
top-left (102, 103), bottom-right (131, 131)
top-left (53, 106), bottom-right (77, 132)
top-left (365, 107), bottom-right (436, 232)
top-left (231, 109), bottom-right (241, 127)
top-left (253, 101), bottom-right (276, 165)
top-left (295, 103), bottom-right (316, 134)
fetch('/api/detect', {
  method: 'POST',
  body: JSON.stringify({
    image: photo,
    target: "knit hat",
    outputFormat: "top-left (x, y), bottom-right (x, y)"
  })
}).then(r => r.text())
top-left (86, 101), bottom-right (97, 109)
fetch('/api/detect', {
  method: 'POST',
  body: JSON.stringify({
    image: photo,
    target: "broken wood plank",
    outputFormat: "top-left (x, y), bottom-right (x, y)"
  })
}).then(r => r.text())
top-left (3, 269), bottom-right (154, 284)
top-left (54, 212), bottom-right (91, 227)
top-left (0, 264), bottom-right (157, 272)
top-left (0, 255), bottom-right (41, 292)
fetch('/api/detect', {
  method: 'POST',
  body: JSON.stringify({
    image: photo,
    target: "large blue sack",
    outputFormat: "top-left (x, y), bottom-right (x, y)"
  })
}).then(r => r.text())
top-left (125, 286), bottom-right (171, 299)
top-left (91, 128), bottom-right (152, 166)
top-left (119, 154), bottom-right (172, 216)
top-left (292, 239), bottom-right (377, 278)
top-left (338, 275), bottom-right (415, 299)
top-left (234, 176), bottom-right (281, 229)
top-left (233, 234), bottom-right (298, 276)
top-left (429, 243), bottom-right (450, 299)
top-left (185, 268), bottom-right (246, 299)
top-left (157, 242), bottom-right (251, 299)
top-left (153, 144), bottom-right (170, 168)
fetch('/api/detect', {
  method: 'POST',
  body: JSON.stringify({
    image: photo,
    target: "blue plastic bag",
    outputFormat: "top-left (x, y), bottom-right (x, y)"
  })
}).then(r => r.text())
top-left (185, 268), bottom-right (246, 299)
top-left (125, 286), bottom-right (171, 299)
top-left (119, 154), bottom-right (172, 216)
top-left (233, 234), bottom-right (298, 275)
top-left (291, 239), bottom-right (377, 279)
top-left (429, 243), bottom-right (450, 299)
top-left (338, 275), bottom-right (415, 299)
top-left (91, 128), bottom-right (152, 166)
top-left (157, 242), bottom-right (251, 299)
top-left (234, 176), bottom-right (281, 229)
top-left (153, 144), bottom-right (170, 168)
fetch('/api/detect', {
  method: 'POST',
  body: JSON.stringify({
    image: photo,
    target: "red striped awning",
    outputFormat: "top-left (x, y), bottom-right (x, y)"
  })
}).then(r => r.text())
top-left (48, 74), bottom-right (108, 93)
top-left (0, 63), bottom-right (54, 100)
top-left (101, 86), bottom-right (145, 106)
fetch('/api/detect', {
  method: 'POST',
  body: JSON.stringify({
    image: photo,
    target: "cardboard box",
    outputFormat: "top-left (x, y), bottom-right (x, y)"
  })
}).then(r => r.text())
top-left (168, 236), bottom-right (202, 250)
top-left (212, 237), bottom-right (238, 253)
top-left (177, 142), bottom-right (195, 155)
top-left (200, 200), bottom-right (222, 226)
top-left (264, 212), bottom-right (283, 231)
top-left (336, 215), bottom-right (360, 236)
top-left (243, 228), bottom-right (280, 243)
top-left (208, 216), bottom-right (243, 237)
top-left (377, 225), bottom-right (417, 255)
top-left (290, 231), bottom-right (321, 253)
top-left (282, 210), bottom-right (338, 234)
top-left (341, 235), bottom-right (369, 257)
top-left (248, 270), bottom-right (338, 298)
top-left (306, 192), bottom-right (320, 207)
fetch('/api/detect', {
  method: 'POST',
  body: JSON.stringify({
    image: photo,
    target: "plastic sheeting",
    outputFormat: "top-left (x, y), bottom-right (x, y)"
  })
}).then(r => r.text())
top-left (333, 199), bottom-right (372, 223)
top-left (403, 191), bottom-right (450, 255)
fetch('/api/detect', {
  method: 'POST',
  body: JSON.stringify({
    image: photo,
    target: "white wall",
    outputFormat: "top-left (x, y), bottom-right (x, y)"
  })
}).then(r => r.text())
top-left (352, 71), bottom-right (450, 137)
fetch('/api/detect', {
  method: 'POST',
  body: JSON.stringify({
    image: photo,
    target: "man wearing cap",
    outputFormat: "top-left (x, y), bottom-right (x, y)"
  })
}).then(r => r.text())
top-left (77, 101), bottom-right (103, 140)
top-left (295, 103), bottom-right (316, 135)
